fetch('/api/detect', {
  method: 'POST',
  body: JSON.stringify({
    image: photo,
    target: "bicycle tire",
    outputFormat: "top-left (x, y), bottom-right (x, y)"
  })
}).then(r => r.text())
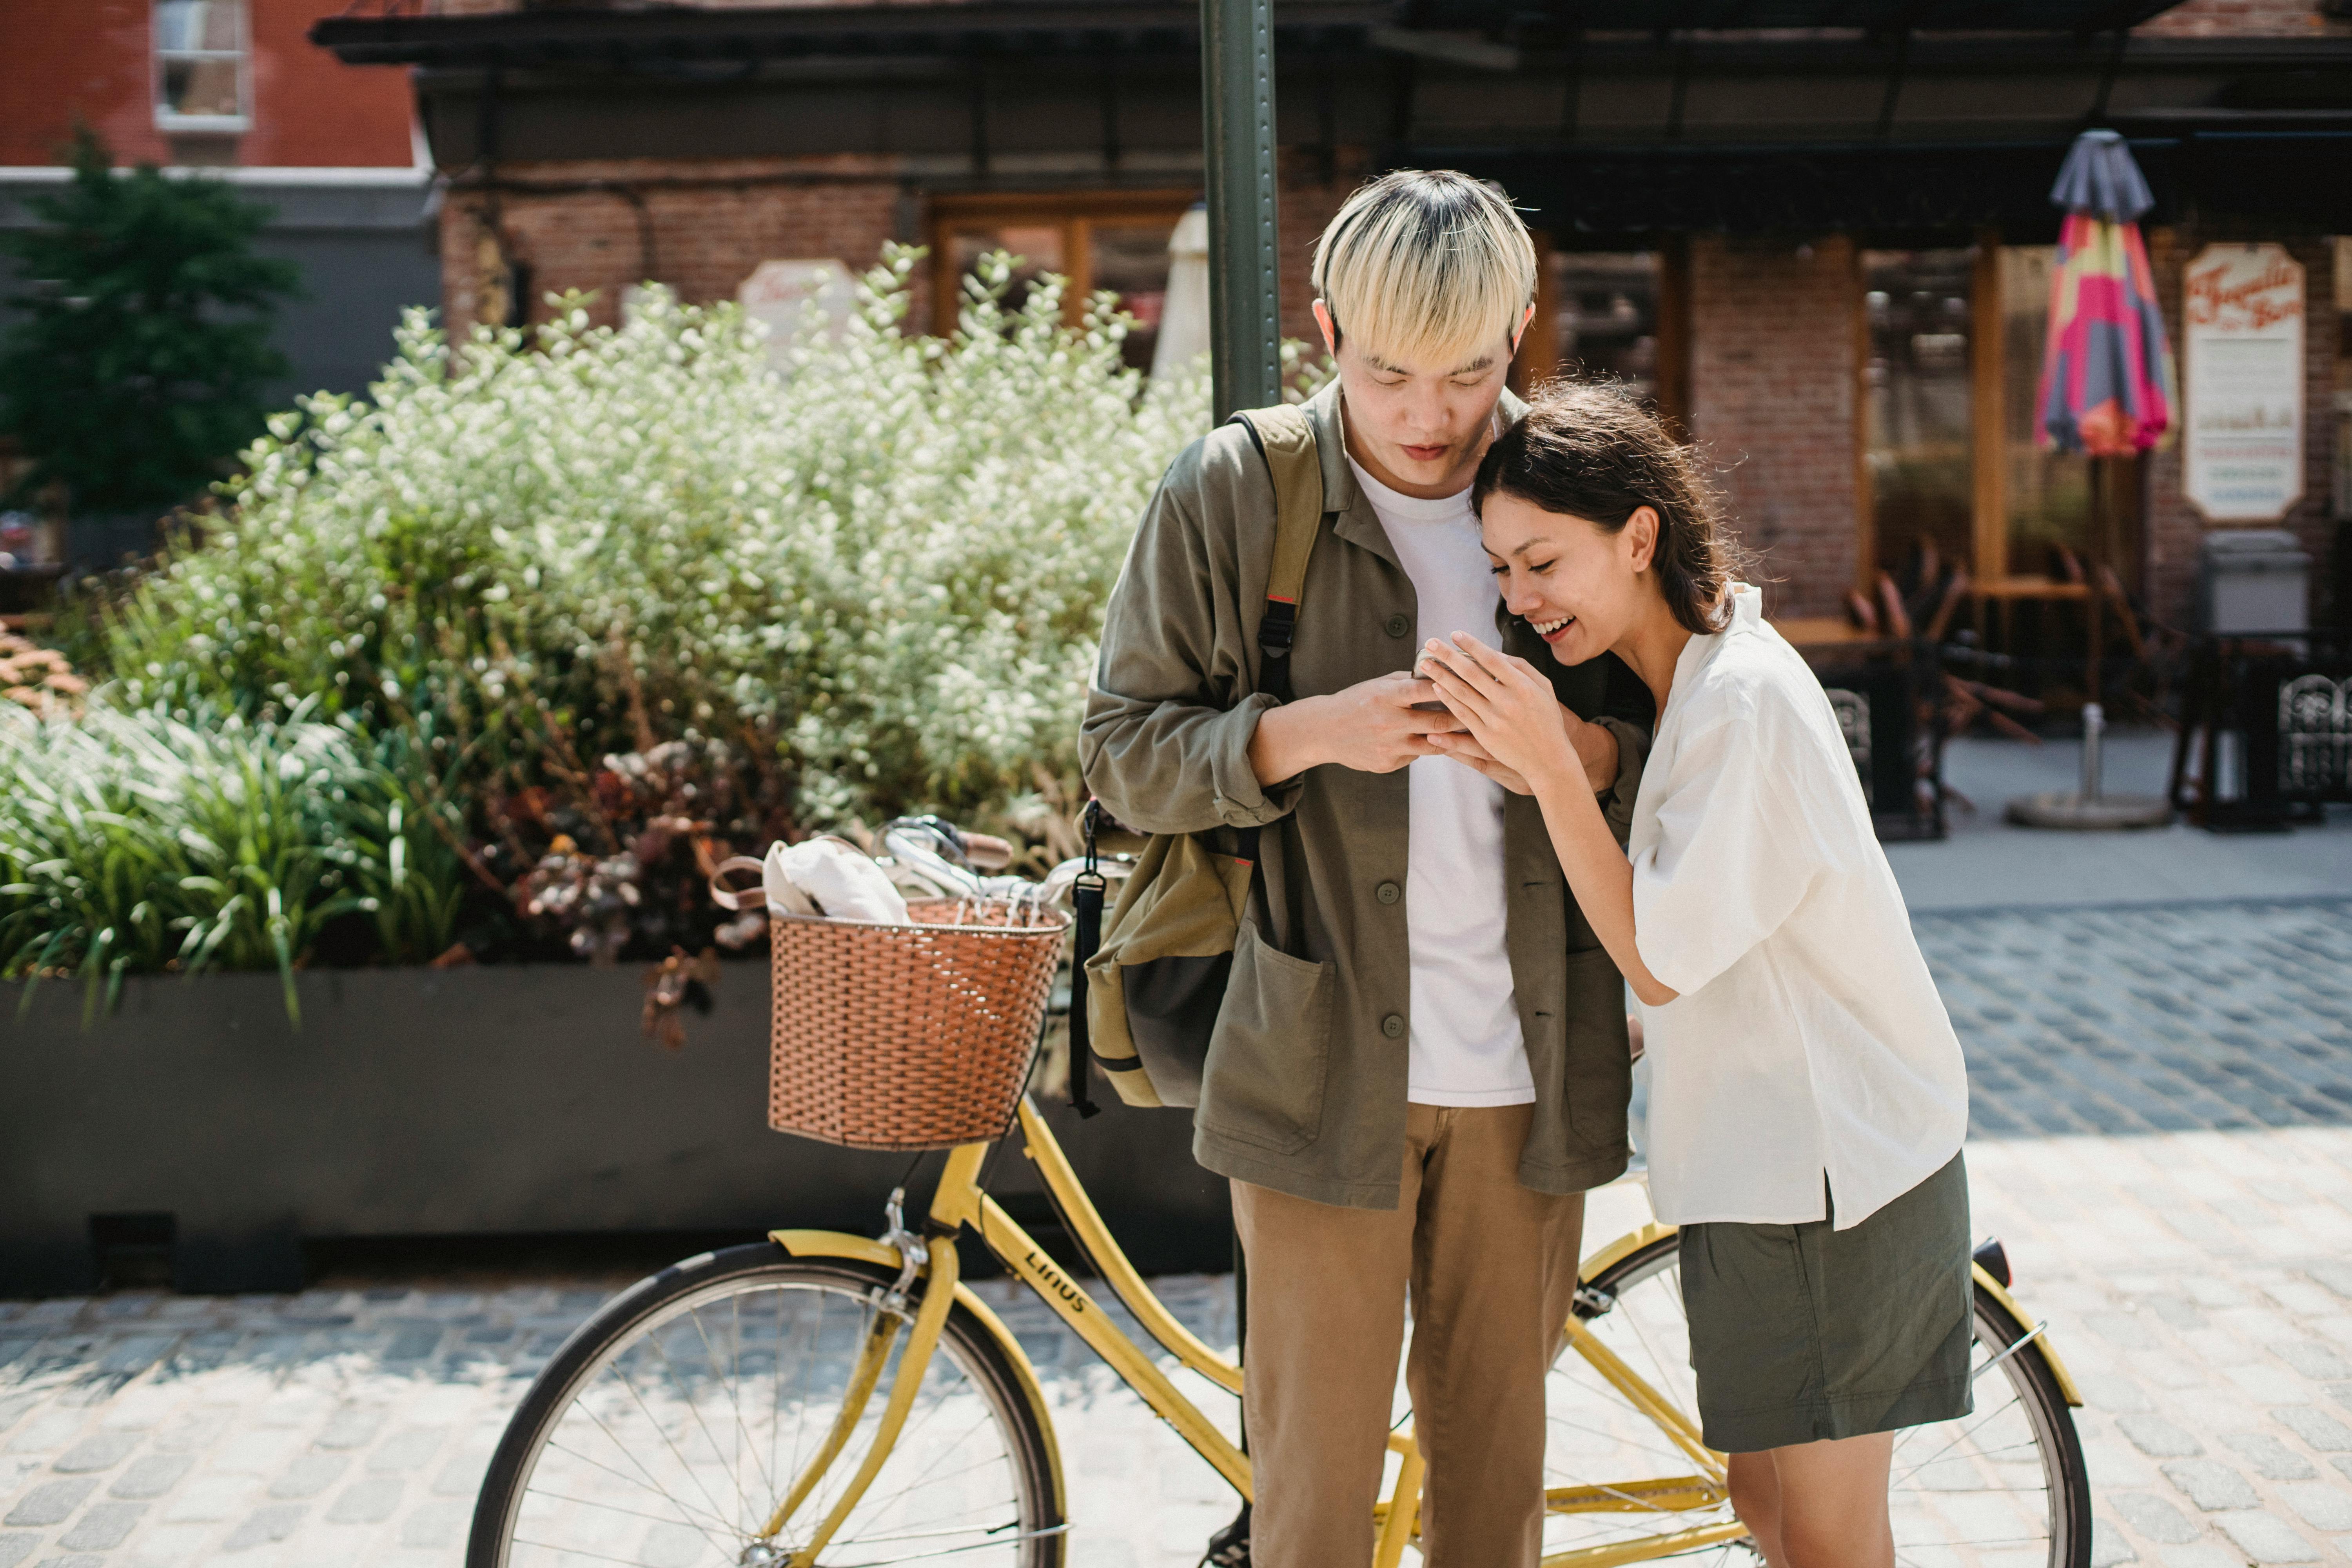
top-left (1576, 1234), bottom-right (2092, 1568)
top-left (466, 1243), bottom-right (1065, 1568)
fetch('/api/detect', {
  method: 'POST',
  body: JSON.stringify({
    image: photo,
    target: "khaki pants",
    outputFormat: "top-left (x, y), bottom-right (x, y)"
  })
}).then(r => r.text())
top-left (1232, 1103), bottom-right (1587, 1568)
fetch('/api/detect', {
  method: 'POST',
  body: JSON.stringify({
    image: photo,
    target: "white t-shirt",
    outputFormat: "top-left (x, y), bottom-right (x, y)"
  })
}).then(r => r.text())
top-left (1347, 457), bottom-right (1532, 1107)
top-left (1631, 586), bottom-right (1969, 1229)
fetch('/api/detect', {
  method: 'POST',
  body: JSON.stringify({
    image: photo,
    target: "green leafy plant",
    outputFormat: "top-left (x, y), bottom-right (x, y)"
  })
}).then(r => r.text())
top-left (0, 127), bottom-right (299, 515)
top-left (0, 701), bottom-right (468, 1019)
top-left (91, 247), bottom-right (1215, 838)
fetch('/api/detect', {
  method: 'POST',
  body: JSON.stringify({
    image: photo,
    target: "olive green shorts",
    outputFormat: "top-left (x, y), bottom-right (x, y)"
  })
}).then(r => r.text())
top-left (1677, 1154), bottom-right (1973, 1454)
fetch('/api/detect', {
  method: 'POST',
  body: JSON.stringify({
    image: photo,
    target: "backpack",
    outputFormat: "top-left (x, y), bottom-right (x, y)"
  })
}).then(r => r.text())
top-left (1069, 403), bottom-right (1325, 1113)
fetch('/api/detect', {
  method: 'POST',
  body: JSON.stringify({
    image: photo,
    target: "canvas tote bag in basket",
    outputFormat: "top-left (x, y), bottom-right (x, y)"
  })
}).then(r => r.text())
top-left (710, 864), bottom-right (1067, 1151)
top-left (1069, 402), bottom-right (1324, 1113)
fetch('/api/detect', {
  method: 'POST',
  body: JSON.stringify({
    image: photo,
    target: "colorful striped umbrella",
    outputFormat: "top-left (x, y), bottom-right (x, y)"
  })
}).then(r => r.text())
top-left (2036, 130), bottom-right (2177, 458)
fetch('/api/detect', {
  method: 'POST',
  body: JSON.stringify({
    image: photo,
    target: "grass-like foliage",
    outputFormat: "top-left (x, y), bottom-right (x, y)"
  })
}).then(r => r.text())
top-left (0, 702), bottom-right (464, 1018)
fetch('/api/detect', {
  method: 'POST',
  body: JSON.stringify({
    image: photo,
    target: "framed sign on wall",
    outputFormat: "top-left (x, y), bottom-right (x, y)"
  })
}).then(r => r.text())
top-left (2183, 242), bottom-right (2305, 523)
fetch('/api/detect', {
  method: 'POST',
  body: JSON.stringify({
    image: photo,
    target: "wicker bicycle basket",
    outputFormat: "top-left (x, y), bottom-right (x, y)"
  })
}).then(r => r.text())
top-left (762, 897), bottom-right (1069, 1150)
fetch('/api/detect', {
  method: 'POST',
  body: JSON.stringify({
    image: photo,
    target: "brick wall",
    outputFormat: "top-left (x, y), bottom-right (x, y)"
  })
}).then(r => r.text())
top-left (1685, 235), bottom-right (1862, 620)
top-left (2142, 230), bottom-right (2340, 631)
top-left (1277, 148), bottom-right (1371, 350)
top-left (438, 147), bottom-right (1379, 353)
top-left (440, 158), bottom-right (906, 338)
top-left (0, 0), bottom-right (414, 169)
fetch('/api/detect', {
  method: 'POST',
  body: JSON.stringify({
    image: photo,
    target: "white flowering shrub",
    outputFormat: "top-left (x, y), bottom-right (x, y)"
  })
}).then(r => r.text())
top-left (98, 247), bottom-right (1213, 833)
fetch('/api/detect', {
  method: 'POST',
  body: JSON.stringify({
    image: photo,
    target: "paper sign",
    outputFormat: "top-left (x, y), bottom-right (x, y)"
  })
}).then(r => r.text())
top-left (738, 260), bottom-right (857, 370)
top-left (2183, 243), bottom-right (2305, 523)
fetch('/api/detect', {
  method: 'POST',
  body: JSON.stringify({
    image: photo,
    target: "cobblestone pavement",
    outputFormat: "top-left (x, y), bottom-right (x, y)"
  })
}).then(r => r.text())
top-left (1, 897), bottom-right (2349, 1568)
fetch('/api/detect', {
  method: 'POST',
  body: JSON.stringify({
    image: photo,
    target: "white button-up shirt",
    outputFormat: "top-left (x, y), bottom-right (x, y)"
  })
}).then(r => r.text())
top-left (1630, 586), bottom-right (1968, 1230)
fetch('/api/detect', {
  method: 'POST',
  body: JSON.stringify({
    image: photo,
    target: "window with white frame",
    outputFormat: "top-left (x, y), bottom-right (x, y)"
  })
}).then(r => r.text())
top-left (154, 0), bottom-right (248, 131)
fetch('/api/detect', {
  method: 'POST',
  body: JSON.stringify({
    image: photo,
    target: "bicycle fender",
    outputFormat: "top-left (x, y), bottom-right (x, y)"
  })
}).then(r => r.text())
top-left (1577, 1221), bottom-right (1677, 1283)
top-left (769, 1229), bottom-right (1069, 1507)
top-left (1973, 1263), bottom-right (2084, 1408)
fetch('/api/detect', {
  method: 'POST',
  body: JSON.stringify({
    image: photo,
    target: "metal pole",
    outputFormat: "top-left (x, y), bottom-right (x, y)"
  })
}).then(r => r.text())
top-left (1202, 0), bottom-right (1282, 421)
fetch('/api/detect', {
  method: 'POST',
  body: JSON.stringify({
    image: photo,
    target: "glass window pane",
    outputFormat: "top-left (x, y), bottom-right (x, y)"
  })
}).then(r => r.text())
top-left (1863, 248), bottom-right (1975, 583)
top-left (155, 0), bottom-right (240, 57)
top-left (1089, 220), bottom-right (1179, 372)
top-left (161, 55), bottom-right (242, 119)
top-left (1548, 250), bottom-right (1661, 403)
top-left (1999, 246), bottom-right (2097, 578)
top-left (948, 224), bottom-right (1066, 321)
top-left (2333, 236), bottom-right (2350, 517)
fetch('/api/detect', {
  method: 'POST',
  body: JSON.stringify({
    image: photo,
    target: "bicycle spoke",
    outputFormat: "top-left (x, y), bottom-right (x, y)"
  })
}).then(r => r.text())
top-left (639, 1325), bottom-right (754, 1527)
top-left (599, 1343), bottom-right (742, 1537)
top-left (1888, 1396), bottom-right (2031, 1484)
top-left (703, 1287), bottom-right (775, 1504)
top-left (537, 1434), bottom-right (741, 1540)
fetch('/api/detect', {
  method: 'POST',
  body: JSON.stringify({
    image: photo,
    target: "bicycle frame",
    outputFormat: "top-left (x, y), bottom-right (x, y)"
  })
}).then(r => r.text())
top-left (761, 1097), bottom-right (1759, 1568)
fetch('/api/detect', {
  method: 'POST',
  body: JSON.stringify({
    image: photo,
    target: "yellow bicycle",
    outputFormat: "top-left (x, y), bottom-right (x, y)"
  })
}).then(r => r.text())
top-left (466, 1095), bottom-right (2089, 1568)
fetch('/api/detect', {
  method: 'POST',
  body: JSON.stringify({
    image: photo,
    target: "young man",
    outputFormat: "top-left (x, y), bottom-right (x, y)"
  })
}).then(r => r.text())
top-left (1080, 171), bottom-right (1651, 1568)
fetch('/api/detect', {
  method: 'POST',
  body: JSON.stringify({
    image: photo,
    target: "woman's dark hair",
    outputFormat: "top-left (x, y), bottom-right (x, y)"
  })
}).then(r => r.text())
top-left (1472, 380), bottom-right (1755, 636)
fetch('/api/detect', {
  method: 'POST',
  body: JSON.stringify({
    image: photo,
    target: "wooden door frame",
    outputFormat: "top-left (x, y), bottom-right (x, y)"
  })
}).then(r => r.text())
top-left (1511, 238), bottom-right (1690, 424)
top-left (1971, 228), bottom-right (2009, 584)
top-left (928, 189), bottom-right (1198, 334)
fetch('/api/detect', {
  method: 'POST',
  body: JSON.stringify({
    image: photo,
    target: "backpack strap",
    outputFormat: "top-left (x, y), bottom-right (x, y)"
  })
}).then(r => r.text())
top-left (1229, 404), bottom-right (1324, 703)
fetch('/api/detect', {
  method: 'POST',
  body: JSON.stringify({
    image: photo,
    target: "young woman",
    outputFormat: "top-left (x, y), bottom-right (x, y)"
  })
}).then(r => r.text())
top-left (1415, 384), bottom-right (1972, 1568)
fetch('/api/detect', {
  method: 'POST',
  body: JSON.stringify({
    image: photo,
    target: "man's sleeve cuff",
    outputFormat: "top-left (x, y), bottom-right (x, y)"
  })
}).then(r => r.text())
top-left (1208, 693), bottom-right (1304, 828)
top-left (1593, 715), bottom-right (1646, 842)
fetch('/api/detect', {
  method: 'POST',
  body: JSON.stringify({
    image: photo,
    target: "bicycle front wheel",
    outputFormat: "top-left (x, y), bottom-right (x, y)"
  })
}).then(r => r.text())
top-left (467, 1244), bottom-right (1065, 1568)
top-left (1543, 1234), bottom-right (2091, 1568)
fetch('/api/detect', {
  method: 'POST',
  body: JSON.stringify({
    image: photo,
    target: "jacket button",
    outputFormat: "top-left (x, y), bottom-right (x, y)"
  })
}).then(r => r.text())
top-left (1385, 614), bottom-right (1410, 638)
top-left (1381, 1013), bottom-right (1405, 1039)
top-left (1376, 880), bottom-right (1401, 905)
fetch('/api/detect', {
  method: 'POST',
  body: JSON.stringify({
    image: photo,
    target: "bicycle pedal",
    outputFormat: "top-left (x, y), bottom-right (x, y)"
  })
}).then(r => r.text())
top-left (1198, 1501), bottom-right (1250, 1567)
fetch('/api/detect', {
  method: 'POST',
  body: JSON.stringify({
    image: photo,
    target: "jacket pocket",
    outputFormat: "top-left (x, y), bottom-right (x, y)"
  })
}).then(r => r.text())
top-left (1196, 920), bottom-right (1334, 1155)
top-left (1561, 945), bottom-right (1633, 1144)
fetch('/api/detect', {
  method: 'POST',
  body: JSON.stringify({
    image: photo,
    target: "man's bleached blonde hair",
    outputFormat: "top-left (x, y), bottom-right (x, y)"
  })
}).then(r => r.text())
top-left (1311, 169), bottom-right (1537, 371)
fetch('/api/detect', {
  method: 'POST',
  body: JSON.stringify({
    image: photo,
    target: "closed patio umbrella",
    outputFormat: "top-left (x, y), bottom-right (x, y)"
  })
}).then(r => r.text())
top-left (2037, 129), bottom-right (2175, 458)
top-left (2007, 129), bottom-right (2176, 829)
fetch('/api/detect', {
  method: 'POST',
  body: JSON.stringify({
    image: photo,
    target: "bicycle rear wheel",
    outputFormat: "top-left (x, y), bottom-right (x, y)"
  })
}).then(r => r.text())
top-left (1541, 1234), bottom-right (2091, 1568)
top-left (467, 1244), bottom-right (1064, 1568)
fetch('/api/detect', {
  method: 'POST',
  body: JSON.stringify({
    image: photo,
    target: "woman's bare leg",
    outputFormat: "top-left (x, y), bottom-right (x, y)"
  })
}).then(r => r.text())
top-left (1724, 1451), bottom-right (1786, 1568)
top-left (1738, 1431), bottom-right (1895, 1568)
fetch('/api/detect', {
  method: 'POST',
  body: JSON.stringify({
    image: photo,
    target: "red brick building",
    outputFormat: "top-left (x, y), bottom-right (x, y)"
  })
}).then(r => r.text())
top-left (0, 2), bottom-right (439, 447)
top-left (316, 0), bottom-right (2352, 641)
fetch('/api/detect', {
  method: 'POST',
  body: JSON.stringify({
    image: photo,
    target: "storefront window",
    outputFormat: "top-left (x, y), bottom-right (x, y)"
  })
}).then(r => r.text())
top-left (933, 197), bottom-right (1192, 374)
top-left (1862, 249), bottom-right (1975, 585)
top-left (1546, 250), bottom-right (1662, 404)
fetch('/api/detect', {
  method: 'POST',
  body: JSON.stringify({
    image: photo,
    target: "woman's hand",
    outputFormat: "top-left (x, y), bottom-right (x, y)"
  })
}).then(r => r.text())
top-left (1427, 730), bottom-right (1534, 793)
top-left (1417, 633), bottom-right (1584, 796)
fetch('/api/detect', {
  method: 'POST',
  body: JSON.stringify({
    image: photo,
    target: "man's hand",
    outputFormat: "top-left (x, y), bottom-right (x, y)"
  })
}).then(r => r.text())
top-left (1249, 671), bottom-right (1466, 784)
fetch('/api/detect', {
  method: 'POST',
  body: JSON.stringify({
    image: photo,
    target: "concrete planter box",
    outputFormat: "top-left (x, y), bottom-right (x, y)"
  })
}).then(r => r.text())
top-left (0, 964), bottom-right (1226, 1296)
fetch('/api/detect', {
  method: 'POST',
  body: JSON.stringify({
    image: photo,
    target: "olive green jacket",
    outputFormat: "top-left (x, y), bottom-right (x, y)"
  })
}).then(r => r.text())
top-left (1078, 382), bottom-right (1652, 1210)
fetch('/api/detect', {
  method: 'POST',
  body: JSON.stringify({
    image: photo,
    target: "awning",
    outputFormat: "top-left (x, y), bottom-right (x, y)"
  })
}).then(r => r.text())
top-left (312, 2), bottom-right (1382, 67)
top-left (1428, 130), bottom-right (2352, 240)
top-left (1397, 0), bottom-right (2186, 32)
top-left (312, 0), bottom-right (2196, 71)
